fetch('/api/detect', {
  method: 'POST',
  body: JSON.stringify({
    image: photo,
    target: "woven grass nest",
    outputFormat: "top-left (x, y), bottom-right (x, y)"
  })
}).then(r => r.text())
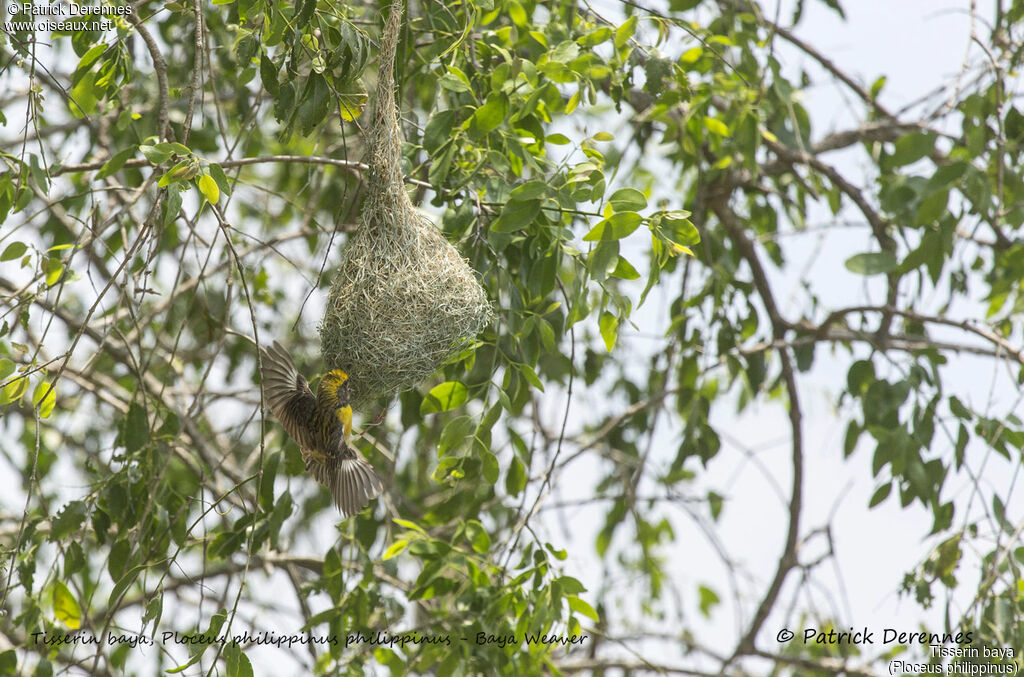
top-left (320, 0), bottom-right (491, 409)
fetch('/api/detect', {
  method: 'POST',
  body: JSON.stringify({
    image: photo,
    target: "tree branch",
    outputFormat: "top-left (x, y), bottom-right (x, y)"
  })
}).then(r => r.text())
top-left (708, 184), bottom-right (804, 659)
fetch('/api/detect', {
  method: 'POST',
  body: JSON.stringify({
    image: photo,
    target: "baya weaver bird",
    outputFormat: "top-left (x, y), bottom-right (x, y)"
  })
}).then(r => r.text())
top-left (260, 341), bottom-right (383, 517)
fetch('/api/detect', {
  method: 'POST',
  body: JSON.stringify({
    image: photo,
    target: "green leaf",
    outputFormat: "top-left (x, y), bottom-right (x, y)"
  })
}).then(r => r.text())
top-left (421, 381), bottom-right (469, 414)
top-left (158, 161), bottom-right (189, 189)
top-left (141, 594), bottom-right (162, 630)
top-left (610, 256), bottom-right (640, 280)
top-left (697, 585), bottom-right (720, 618)
top-left (95, 147), bottom-right (136, 180)
top-left (52, 582), bottom-right (82, 629)
top-left (295, 0), bottom-right (316, 28)
top-left (614, 15), bottom-right (637, 48)
top-left (505, 456), bottom-right (526, 496)
top-left (72, 43), bottom-right (106, 83)
top-left (424, 110), bottom-right (457, 153)
top-left (555, 574), bottom-right (583, 592)
top-left (208, 163), bottom-right (232, 200)
top-left (795, 341), bottom-right (815, 372)
top-left (259, 53), bottom-right (279, 96)
top-left (565, 91), bottom-right (580, 114)
top-left (478, 447), bottom-right (499, 484)
top-left (583, 212), bottom-right (643, 241)
top-left (163, 187), bottom-right (183, 227)
top-left (466, 520), bottom-right (491, 553)
top-left (931, 501), bottom-right (954, 535)
top-left (567, 595), bottom-right (599, 622)
top-left (519, 364), bottom-right (544, 391)
top-left (492, 198), bottom-right (540, 232)
top-left (844, 252), bottom-right (898, 276)
top-left (1007, 106), bottom-right (1024, 141)
top-left (847, 360), bottom-right (875, 394)
top-left (268, 492), bottom-right (293, 549)
top-left (69, 72), bottom-right (99, 117)
top-left (471, 95), bottom-right (508, 133)
top-left (107, 561), bottom-right (144, 610)
top-left (44, 257), bottom-right (63, 286)
top-left (659, 210), bottom-right (700, 245)
top-left (0, 375), bottom-right (27, 406)
top-left (680, 46), bottom-right (703, 63)
top-left (949, 396), bottom-right (971, 419)
top-left (890, 132), bottom-right (936, 167)
top-left (120, 402), bottom-right (149, 453)
top-left (926, 161), bottom-right (967, 191)
top-left (703, 116), bottom-right (729, 136)
top-left (444, 65), bottom-right (472, 88)
top-left (260, 451), bottom-right (280, 510)
top-left (14, 186), bottom-right (32, 213)
top-left (870, 76), bottom-right (887, 98)
top-left (140, 144), bottom-right (173, 164)
top-left (708, 491), bottom-right (723, 520)
top-left (439, 415), bottom-right (475, 456)
top-left (587, 240), bottom-right (619, 281)
top-left (438, 73), bottom-right (472, 93)
top-left (32, 380), bottom-right (56, 418)
top-left (274, 81), bottom-right (296, 122)
top-left (915, 188), bottom-right (948, 225)
top-left (297, 73), bottom-right (331, 136)
top-left (549, 40), bottom-right (580, 64)
top-left (869, 482), bottom-right (891, 507)
top-left (1, 242), bottom-right (27, 262)
top-left (510, 180), bottom-right (548, 201)
top-left (167, 611), bottom-right (226, 673)
top-left (108, 539), bottom-right (131, 582)
top-left (608, 188), bottom-right (647, 212)
top-left (392, 518), bottom-right (427, 534)
top-left (843, 421), bottom-right (861, 457)
top-left (197, 173), bottom-right (220, 205)
top-left (225, 643), bottom-right (254, 677)
top-left (599, 311), bottom-right (619, 352)
top-left (537, 317), bottom-right (557, 350)
top-left (433, 455), bottom-right (463, 482)
top-left (49, 500), bottom-right (88, 542)
top-left (382, 540), bottom-right (408, 560)
top-left (508, 0), bottom-right (527, 26)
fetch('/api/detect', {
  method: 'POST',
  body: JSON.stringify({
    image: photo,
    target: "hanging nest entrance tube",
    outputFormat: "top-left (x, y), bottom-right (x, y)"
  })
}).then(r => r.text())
top-left (320, 0), bottom-right (492, 410)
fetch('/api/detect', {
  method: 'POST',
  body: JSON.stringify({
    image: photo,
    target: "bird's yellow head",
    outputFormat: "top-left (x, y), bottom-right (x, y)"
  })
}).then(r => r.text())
top-left (318, 369), bottom-right (353, 439)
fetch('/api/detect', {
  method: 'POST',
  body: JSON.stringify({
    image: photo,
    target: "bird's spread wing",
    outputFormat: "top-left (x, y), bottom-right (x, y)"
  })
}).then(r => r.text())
top-left (260, 341), bottom-right (322, 453)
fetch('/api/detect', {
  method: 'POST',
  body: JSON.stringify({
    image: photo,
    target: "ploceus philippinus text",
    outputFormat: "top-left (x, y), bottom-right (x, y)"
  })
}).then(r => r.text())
top-left (260, 341), bottom-right (383, 517)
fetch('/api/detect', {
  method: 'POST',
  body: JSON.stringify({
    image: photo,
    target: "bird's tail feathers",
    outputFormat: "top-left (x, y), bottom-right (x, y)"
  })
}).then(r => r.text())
top-left (324, 455), bottom-right (384, 518)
